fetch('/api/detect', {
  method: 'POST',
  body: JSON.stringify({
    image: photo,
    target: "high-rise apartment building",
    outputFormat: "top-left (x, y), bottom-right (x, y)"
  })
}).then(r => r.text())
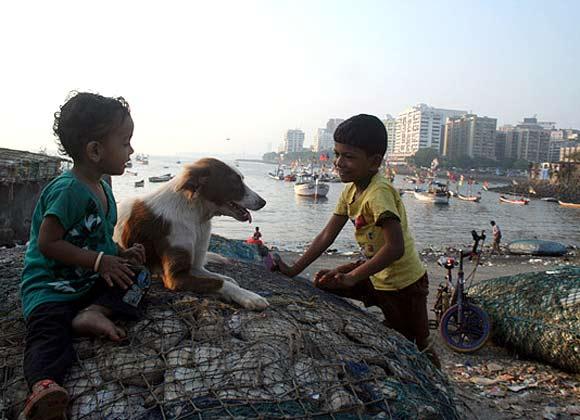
top-left (515, 118), bottom-right (551, 163)
top-left (497, 118), bottom-right (551, 163)
top-left (392, 104), bottom-right (466, 160)
top-left (548, 140), bottom-right (580, 162)
top-left (326, 119), bottom-right (345, 135)
top-left (494, 130), bottom-right (507, 162)
top-left (283, 129), bottom-right (305, 153)
top-left (312, 128), bottom-right (333, 152)
top-left (381, 114), bottom-right (397, 158)
top-left (443, 114), bottom-right (497, 160)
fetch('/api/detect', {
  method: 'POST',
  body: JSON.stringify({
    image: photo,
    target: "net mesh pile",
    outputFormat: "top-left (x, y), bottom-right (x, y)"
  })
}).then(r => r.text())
top-left (0, 246), bottom-right (458, 419)
top-left (470, 266), bottom-right (580, 373)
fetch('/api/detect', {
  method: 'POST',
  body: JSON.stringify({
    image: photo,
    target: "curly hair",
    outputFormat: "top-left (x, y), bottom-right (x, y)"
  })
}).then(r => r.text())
top-left (334, 114), bottom-right (387, 158)
top-left (53, 91), bottom-right (131, 160)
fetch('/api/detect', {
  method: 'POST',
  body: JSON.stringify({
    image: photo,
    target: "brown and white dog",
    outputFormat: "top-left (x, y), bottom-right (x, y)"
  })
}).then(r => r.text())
top-left (113, 158), bottom-right (269, 310)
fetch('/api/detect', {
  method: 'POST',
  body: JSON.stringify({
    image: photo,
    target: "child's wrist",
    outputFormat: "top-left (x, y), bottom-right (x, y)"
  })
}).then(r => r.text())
top-left (93, 251), bottom-right (105, 272)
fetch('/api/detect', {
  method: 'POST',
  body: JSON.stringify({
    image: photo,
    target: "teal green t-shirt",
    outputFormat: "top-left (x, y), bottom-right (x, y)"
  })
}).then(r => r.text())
top-left (20, 171), bottom-right (119, 319)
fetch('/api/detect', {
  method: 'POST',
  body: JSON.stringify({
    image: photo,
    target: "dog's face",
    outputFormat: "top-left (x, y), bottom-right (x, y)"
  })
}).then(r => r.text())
top-left (175, 158), bottom-right (266, 221)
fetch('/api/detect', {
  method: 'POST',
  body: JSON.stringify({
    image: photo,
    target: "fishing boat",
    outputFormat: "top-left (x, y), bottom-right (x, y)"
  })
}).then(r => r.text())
top-left (457, 193), bottom-right (481, 202)
top-left (136, 154), bottom-right (149, 164)
top-left (413, 182), bottom-right (449, 204)
top-left (499, 195), bottom-right (529, 205)
top-left (268, 171), bottom-right (284, 180)
top-left (134, 180), bottom-right (144, 188)
top-left (148, 173), bottom-right (173, 183)
top-left (540, 197), bottom-right (558, 202)
top-left (558, 200), bottom-right (580, 209)
top-left (294, 176), bottom-right (329, 198)
top-left (125, 170), bottom-right (138, 176)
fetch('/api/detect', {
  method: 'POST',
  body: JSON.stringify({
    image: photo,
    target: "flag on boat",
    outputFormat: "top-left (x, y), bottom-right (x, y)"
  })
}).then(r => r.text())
top-left (430, 158), bottom-right (439, 170)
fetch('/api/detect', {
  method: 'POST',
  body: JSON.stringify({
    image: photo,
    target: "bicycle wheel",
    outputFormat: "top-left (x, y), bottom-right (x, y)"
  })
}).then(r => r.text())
top-left (439, 303), bottom-right (491, 353)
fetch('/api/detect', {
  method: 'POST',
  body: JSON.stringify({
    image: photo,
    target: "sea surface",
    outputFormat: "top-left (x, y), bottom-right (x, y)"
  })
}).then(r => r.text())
top-left (112, 156), bottom-right (580, 253)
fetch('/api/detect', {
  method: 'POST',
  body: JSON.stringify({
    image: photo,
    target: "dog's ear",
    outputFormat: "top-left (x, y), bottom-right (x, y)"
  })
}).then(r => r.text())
top-left (175, 166), bottom-right (210, 199)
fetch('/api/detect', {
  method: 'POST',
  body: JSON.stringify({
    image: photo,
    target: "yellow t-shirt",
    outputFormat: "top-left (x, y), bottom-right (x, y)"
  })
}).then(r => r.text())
top-left (334, 173), bottom-right (425, 291)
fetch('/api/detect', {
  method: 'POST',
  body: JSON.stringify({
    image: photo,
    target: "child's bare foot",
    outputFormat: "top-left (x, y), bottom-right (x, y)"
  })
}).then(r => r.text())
top-left (72, 309), bottom-right (126, 342)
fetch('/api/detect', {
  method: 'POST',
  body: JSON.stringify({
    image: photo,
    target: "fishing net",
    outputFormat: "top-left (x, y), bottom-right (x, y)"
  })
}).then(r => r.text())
top-left (0, 244), bottom-right (458, 419)
top-left (470, 266), bottom-right (580, 373)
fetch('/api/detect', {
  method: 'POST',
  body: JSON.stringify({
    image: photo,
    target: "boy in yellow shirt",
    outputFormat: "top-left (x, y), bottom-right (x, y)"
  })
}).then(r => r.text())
top-left (277, 114), bottom-right (438, 367)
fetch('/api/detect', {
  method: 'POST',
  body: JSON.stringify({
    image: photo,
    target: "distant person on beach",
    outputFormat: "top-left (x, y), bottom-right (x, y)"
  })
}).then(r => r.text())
top-left (19, 92), bottom-right (146, 419)
top-left (275, 114), bottom-right (438, 367)
top-left (490, 220), bottom-right (502, 254)
top-left (253, 226), bottom-right (262, 242)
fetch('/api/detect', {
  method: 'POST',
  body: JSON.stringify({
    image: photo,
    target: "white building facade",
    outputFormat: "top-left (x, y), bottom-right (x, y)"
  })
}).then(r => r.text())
top-left (392, 104), bottom-right (467, 161)
top-left (313, 128), bottom-right (333, 152)
top-left (283, 129), bottom-right (305, 153)
top-left (382, 114), bottom-right (397, 159)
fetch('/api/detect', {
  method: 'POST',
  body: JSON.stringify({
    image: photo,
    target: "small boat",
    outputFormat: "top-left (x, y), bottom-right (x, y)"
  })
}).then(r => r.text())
top-left (413, 182), bottom-right (449, 204)
top-left (457, 193), bottom-right (481, 202)
top-left (284, 174), bottom-right (296, 182)
top-left (508, 240), bottom-right (568, 256)
top-left (134, 180), bottom-right (144, 187)
top-left (135, 153), bottom-right (149, 165)
top-left (499, 195), bottom-right (529, 205)
top-left (558, 200), bottom-right (580, 209)
top-left (294, 176), bottom-right (329, 198)
top-left (125, 170), bottom-right (138, 176)
top-left (268, 171), bottom-right (284, 180)
top-left (148, 173), bottom-right (173, 183)
top-left (540, 197), bottom-right (558, 202)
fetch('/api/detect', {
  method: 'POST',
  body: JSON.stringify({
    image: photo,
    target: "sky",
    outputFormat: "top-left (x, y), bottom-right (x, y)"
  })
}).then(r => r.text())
top-left (1, 0), bottom-right (579, 157)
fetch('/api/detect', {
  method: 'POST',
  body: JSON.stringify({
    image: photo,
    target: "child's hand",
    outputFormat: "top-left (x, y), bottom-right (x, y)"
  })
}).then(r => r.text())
top-left (119, 243), bottom-right (146, 265)
top-left (274, 257), bottom-right (295, 277)
top-left (315, 270), bottom-right (357, 289)
top-left (98, 255), bottom-right (134, 289)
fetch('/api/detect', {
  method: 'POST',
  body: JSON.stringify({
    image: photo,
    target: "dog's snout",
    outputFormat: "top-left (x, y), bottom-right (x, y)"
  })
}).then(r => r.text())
top-left (257, 197), bottom-right (266, 210)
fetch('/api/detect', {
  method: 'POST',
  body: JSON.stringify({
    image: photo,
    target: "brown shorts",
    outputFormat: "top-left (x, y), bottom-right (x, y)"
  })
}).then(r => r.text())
top-left (319, 272), bottom-right (430, 350)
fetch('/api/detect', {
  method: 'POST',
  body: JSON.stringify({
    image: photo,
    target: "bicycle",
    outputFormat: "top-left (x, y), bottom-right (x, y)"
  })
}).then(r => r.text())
top-left (431, 230), bottom-right (492, 353)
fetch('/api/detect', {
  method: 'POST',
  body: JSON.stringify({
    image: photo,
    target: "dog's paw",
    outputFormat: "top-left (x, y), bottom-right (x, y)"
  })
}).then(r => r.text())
top-left (237, 290), bottom-right (269, 311)
top-left (226, 276), bottom-right (239, 286)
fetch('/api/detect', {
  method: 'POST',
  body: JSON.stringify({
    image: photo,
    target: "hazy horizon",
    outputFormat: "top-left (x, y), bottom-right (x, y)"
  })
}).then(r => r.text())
top-left (1, 1), bottom-right (579, 156)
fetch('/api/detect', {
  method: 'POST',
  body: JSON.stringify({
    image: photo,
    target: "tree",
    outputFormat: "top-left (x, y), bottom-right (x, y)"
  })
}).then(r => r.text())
top-left (411, 148), bottom-right (440, 168)
top-left (512, 159), bottom-right (529, 171)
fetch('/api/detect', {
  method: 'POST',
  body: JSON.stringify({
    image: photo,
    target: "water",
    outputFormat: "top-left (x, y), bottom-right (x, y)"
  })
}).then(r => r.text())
top-left (112, 156), bottom-right (580, 252)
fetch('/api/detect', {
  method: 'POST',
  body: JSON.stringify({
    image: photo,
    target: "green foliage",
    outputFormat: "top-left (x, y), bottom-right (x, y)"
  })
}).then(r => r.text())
top-left (410, 148), bottom-right (439, 168)
top-left (512, 159), bottom-right (530, 170)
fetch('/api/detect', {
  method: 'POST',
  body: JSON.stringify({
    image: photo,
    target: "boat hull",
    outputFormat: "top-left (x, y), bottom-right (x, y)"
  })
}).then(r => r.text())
top-left (457, 193), bottom-right (481, 202)
top-left (558, 201), bottom-right (580, 208)
top-left (294, 182), bottom-right (329, 198)
top-left (499, 195), bottom-right (529, 205)
top-left (413, 191), bottom-right (449, 204)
